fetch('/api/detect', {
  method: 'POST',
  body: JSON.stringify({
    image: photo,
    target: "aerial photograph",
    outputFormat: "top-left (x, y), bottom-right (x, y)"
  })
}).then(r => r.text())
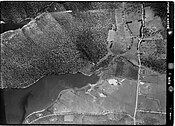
top-left (0, 1), bottom-right (170, 125)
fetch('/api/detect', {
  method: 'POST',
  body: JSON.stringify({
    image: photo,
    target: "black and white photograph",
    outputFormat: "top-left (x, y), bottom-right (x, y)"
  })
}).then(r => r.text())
top-left (0, 1), bottom-right (173, 125)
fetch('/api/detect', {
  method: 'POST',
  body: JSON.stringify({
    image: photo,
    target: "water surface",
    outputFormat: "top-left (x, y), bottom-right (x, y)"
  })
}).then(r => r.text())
top-left (4, 72), bottom-right (100, 124)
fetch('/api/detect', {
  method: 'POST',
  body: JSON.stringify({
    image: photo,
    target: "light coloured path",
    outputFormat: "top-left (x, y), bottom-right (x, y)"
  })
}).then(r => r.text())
top-left (133, 3), bottom-right (145, 125)
top-left (136, 109), bottom-right (166, 115)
